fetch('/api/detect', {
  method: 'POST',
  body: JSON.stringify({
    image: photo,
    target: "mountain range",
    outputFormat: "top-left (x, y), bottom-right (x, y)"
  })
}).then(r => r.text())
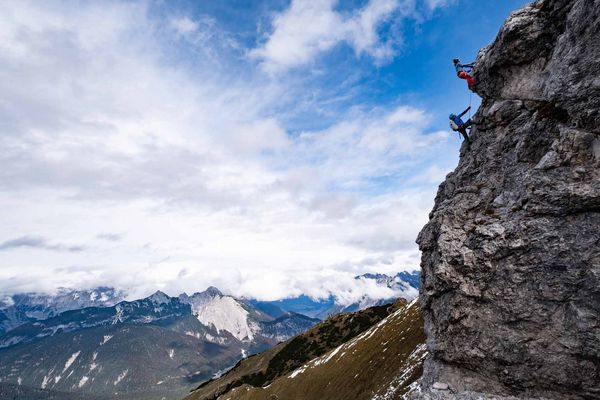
top-left (0, 287), bottom-right (125, 335)
top-left (0, 271), bottom-right (419, 399)
top-left (251, 271), bottom-right (420, 319)
top-left (0, 287), bottom-right (317, 400)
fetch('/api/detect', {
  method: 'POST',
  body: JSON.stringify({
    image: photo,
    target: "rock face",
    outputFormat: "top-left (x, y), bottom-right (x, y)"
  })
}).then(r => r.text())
top-left (416, 0), bottom-right (600, 399)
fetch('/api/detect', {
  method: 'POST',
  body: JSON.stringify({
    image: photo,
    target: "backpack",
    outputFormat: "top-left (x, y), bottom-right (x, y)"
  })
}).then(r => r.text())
top-left (449, 120), bottom-right (459, 131)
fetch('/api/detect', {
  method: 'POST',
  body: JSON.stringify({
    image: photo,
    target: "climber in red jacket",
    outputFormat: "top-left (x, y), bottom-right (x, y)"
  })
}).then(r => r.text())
top-left (453, 58), bottom-right (476, 90)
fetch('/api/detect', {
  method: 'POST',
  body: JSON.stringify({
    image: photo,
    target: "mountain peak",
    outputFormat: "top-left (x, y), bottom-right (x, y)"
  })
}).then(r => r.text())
top-left (355, 272), bottom-right (385, 280)
top-left (204, 286), bottom-right (223, 297)
top-left (147, 290), bottom-right (170, 304)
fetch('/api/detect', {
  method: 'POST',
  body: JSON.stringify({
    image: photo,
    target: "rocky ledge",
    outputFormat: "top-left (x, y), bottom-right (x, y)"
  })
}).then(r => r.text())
top-left (415, 0), bottom-right (600, 399)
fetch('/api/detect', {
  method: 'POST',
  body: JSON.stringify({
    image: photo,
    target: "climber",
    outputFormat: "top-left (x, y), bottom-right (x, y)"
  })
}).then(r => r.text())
top-left (453, 58), bottom-right (476, 90)
top-left (449, 106), bottom-right (473, 142)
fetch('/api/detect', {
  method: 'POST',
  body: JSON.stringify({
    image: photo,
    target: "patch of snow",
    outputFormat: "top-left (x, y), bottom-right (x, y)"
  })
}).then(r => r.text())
top-left (288, 366), bottom-right (307, 379)
top-left (25, 310), bottom-right (48, 319)
top-left (403, 379), bottom-right (423, 398)
top-left (241, 349), bottom-right (247, 358)
top-left (54, 375), bottom-right (61, 384)
top-left (212, 369), bottom-right (228, 379)
top-left (63, 351), bottom-right (81, 373)
top-left (90, 362), bottom-right (98, 371)
top-left (168, 349), bottom-right (174, 359)
top-left (101, 335), bottom-right (113, 345)
top-left (372, 343), bottom-right (427, 400)
top-left (112, 305), bottom-right (124, 325)
top-left (30, 322), bottom-right (79, 340)
top-left (78, 376), bottom-right (89, 388)
top-left (17, 377), bottom-right (22, 385)
top-left (41, 375), bottom-right (49, 389)
top-left (114, 369), bottom-right (128, 386)
top-left (92, 352), bottom-right (98, 361)
top-left (203, 332), bottom-right (227, 344)
top-left (314, 344), bottom-right (343, 366)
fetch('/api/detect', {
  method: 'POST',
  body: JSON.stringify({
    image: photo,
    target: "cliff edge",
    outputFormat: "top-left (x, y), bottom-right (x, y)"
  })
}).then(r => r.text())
top-left (416, 0), bottom-right (600, 399)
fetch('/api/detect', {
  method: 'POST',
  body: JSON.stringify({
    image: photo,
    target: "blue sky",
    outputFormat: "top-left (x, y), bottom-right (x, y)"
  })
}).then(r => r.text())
top-left (0, 0), bottom-right (528, 301)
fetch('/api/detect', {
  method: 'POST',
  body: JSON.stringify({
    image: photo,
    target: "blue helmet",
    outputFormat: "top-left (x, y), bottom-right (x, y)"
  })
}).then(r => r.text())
top-left (449, 114), bottom-right (456, 119)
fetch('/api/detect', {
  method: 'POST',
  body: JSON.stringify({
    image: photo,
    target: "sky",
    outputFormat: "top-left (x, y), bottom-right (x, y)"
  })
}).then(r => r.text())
top-left (0, 0), bottom-right (529, 301)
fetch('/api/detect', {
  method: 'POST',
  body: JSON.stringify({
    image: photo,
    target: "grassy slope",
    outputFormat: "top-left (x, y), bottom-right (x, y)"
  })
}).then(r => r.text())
top-left (185, 301), bottom-right (407, 400)
top-left (215, 300), bottom-right (425, 400)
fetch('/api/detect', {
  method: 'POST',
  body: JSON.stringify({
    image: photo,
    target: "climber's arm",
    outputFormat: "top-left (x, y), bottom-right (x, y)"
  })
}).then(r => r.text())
top-left (459, 106), bottom-right (471, 118)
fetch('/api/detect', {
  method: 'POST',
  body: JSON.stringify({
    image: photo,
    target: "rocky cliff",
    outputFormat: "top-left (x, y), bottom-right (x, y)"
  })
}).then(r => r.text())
top-left (416, 0), bottom-right (600, 399)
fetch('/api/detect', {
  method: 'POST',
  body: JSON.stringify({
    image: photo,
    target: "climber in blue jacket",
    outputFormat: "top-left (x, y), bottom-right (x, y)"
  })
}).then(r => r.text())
top-left (449, 106), bottom-right (473, 142)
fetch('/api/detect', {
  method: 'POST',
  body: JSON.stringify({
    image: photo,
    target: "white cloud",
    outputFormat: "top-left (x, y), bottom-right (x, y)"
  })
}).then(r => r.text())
top-left (0, 1), bottom-right (456, 299)
top-left (250, 0), bottom-right (403, 73)
top-left (425, 0), bottom-right (455, 11)
top-left (345, 0), bottom-right (401, 61)
top-left (250, 0), bottom-right (452, 74)
top-left (410, 164), bottom-right (452, 184)
top-left (170, 17), bottom-right (199, 35)
top-left (250, 0), bottom-right (342, 72)
top-left (386, 106), bottom-right (426, 124)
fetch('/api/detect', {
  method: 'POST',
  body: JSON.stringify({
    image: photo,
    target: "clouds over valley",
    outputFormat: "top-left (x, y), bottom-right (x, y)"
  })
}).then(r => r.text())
top-left (0, 0), bottom-right (456, 299)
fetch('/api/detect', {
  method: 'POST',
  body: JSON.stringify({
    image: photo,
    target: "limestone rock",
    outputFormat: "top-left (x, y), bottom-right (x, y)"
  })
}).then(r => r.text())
top-left (416, 0), bottom-right (600, 399)
top-left (432, 382), bottom-right (450, 391)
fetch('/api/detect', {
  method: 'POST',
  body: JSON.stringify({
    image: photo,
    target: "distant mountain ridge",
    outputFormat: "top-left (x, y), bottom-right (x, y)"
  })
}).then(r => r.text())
top-left (251, 270), bottom-right (420, 319)
top-left (0, 287), bottom-right (125, 335)
top-left (0, 270), bottom-right (420, 337)
top-left (0, 288), bottom-right (318, 400)
top-left (0, 270), bottom-right (419, 399)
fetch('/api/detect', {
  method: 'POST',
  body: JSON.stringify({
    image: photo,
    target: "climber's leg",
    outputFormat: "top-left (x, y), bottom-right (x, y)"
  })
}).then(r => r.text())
top-left (458, 71), bottom-right (476, 89)
top-left (459, 128), bottom-right (470, 142)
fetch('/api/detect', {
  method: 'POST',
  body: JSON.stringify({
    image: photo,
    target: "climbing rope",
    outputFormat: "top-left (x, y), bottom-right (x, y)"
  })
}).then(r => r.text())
top-left (468, 91), bottom-right (472, 120)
